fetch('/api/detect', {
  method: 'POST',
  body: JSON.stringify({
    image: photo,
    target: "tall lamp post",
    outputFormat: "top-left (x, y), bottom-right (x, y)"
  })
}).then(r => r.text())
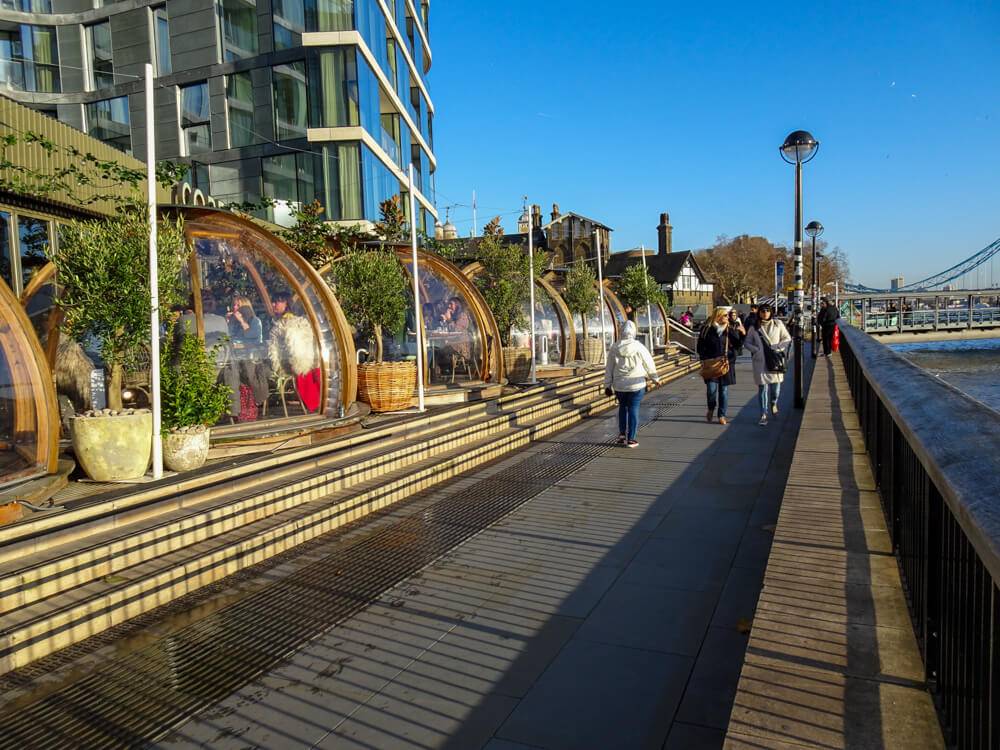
top-left (805, 220), bottom-right (824, 358)
top-left (779, 130), bottom-right (819, 408)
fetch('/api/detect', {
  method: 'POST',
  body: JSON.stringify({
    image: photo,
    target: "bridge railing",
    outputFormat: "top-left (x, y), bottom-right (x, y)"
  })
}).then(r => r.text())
top-left (842, 296), bottom-right (1000, 334)
top-left (837, 324), bottom-right (1000, 749)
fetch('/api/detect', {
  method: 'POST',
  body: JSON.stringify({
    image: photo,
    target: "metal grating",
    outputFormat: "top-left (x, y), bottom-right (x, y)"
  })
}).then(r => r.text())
top-left (0, 435), bottom-right (614, 749)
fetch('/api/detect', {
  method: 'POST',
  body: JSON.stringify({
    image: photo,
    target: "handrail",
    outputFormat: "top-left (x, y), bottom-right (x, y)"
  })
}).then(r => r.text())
top-left (837, 324), bottom-right (1000, 747)
top-left (666, 318), bottom-right (697, 354)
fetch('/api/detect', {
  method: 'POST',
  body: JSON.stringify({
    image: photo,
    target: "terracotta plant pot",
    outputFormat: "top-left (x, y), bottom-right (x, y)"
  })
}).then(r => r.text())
top-left (502, 346), bottom-right (533, 383)
top-left (357, 361), bottom-right (415, 412)
top-left (71, 411), bottom-right (152, 481)
top-left (163, 426), bottom-right (211, 472)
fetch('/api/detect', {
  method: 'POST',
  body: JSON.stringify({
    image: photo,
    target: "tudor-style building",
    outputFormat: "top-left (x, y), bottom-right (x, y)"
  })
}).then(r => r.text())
top-left (604, 212), bottom-right (713, 312)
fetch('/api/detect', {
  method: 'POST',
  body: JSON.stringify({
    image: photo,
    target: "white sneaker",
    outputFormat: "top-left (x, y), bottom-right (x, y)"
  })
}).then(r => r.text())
top-left (771, 404), bottom-right (779, 415)
top-left (759, 415), bottom-right (768, 426)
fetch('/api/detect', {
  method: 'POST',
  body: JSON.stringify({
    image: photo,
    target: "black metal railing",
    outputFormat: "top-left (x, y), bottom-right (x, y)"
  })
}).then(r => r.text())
top-left (838, 324), bottom-right (1000, 749)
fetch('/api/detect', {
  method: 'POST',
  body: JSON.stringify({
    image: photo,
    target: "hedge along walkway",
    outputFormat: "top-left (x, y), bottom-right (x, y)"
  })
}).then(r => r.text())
top-left (724, 353), bottom-right (945, 749)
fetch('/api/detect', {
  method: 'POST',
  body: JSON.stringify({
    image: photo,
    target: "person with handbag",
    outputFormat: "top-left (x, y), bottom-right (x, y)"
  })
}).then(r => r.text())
top-left (604, 320), bottom-right (660, 447)
top-left (697, 307), bottom-right (742, 425)
top-left (744, 303), bottom-right (792, 426)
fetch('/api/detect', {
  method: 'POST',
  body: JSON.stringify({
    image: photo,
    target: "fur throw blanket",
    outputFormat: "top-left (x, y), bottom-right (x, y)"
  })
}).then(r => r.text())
top-left (55, 334), bottom-right (95, 411)
top-left (268, 316), bottom-right (319, 375)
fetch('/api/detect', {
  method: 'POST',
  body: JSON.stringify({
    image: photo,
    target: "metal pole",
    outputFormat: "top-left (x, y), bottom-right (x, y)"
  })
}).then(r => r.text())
top-left (409, 164), bottom-right (425, 411)
top-left (793, 161), bottom-right (804, 408)
top-left (640, 244), bottom-right (653, 350)
top-left (145, 64), bottom-right (162, 478)
top-left (595, 230), bottom-right (608, 363)
top-left (471, 190), bottom-right (477, 237)
top-left (811, 234), bottom-right (817, 358)
top-left (526, 197), bottom-right (536, 384)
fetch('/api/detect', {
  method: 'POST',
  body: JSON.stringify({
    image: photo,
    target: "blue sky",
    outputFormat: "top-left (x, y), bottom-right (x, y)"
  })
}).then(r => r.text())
top-left (427, 1), bottom-right (999, 289)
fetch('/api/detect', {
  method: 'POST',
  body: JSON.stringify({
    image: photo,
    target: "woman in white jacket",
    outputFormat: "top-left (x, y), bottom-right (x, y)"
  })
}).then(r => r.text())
top-left (604, 320), bottom-right (660, 447)
top-left (743, 303), bottom-right (792, 426)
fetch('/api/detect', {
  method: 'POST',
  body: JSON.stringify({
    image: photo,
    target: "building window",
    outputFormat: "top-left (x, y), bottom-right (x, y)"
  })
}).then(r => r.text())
top-left (272, 0), bottom-right (303, 50)
top-left (306, 0), bottom-right (352, 32)
top-left (85, 95), bottom-right (131, 154)
top-left (226, 72), bottom-right (254, 147)
top-left (220, 0), bottom-right (258, 61)
top-left (307, 48), bottom-right (357, 129)
top-left (17, 215), bottom-right (49, 295)
top-left (271, 61), bottom-right (307, 141)
top-left (317, 142), bottom-right (361, 220)
top-left (180, 82), bottom-right (211, 155)
top-left (153, 6), bottom-right (171, 75)
top-left (86, 21), bottom-right (113, 89)
top-left (0, 25), bottom-right (59, 92)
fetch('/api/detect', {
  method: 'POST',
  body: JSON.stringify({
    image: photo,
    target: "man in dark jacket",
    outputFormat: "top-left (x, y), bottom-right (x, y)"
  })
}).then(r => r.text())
top-left (817, 298), bottom-right (840, 356)
top-left (742, 304), bottom-right (758, 330)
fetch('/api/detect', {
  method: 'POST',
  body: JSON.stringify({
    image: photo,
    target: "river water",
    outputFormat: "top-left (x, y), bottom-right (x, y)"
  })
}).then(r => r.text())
top-left (888, 338), bottom-right (1000, 413)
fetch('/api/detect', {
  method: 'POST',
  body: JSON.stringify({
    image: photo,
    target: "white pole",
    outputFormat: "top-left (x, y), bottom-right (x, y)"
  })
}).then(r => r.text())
top-left (472, 190), bottom-right (477, 237)
top-left (526, 197), bottom-right (536, 384)
top-left (409, 164), bottom-right (425, 411)
top-left (595, 230), bottom-right (608, 362)
top-left (640, 244), bottom-right (653, 351)
top-left (146, 63), bottom-right (162, 478)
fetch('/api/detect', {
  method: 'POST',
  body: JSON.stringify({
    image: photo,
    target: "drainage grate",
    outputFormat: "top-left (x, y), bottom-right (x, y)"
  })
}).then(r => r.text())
top-left (0, 436), bottom-right (614, 748)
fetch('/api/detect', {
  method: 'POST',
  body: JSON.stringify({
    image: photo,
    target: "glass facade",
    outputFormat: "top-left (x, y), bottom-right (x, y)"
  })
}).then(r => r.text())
top-left (226, 72), bottom-right (254, 147)
top-left (0, 24), bottom-right (59, 92)
top-left (180, 82), bottom-right (211, 155)
top-left (220, 0), bottom-right (258, 61)
top-left (153, 6), bottom-right (171, 75)
top-left (85, 95), bottom-right (130, 154)
top-left (86, 21), bottom-right (112, 89)
top-left (272, 61), bottom-right (307, 140)
top-left (510, 284), bottom-right (566, 365)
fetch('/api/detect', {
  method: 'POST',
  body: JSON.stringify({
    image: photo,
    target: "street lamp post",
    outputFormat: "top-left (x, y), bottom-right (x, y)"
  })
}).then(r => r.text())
top-left (805, 220), bottom-right (824, 358)
top-left (780, 130), bottom-right (819, 408)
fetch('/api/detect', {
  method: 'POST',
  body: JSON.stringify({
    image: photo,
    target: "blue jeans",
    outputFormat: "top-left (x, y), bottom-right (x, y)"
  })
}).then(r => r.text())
top-left (706, 381), bottom-right (728, 418)
top-left (616, 388), bottom-right (645, 441)
top-left (758, 382), bottom-right (780, 415)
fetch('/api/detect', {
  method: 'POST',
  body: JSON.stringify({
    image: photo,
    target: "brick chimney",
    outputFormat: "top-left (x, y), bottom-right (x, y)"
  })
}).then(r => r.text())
top-left (532, 204), bottom-right (542, 229)
top-left (657, 212), bottom-right (673, 255)
top-left (551, 203), bottom-right (561, 222)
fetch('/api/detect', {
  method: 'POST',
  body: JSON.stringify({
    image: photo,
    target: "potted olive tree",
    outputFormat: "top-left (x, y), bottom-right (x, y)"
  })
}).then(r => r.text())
top-left (159, 324), bottom-right (231, 471)
top-left (562, 263), bottom-right (603, 364)
top-left (473, 217), bottom-right (543, 382)
top-left (49, 201), bottom-right (187, 480)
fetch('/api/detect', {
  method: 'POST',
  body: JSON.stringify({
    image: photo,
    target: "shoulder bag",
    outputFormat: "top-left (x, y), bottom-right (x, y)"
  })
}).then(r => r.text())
top-left (699, 330), bottom-right (730, 382)
top-left (760, 330), bottom-right (787, 373)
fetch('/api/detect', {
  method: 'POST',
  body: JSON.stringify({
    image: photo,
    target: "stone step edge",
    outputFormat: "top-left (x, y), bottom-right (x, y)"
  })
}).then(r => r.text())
top-left (0, 382), bottom-right (616, 673)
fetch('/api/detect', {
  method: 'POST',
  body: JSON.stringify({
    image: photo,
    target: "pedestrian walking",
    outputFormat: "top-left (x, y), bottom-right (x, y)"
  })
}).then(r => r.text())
top-left (742, 303), bottom-right (758, 330)
top-left (728, 309), bottom-right (747, 355)
top-left (744, 303), bottom-right (792, 426)
top-left (817, 298), bottom-right (840, 356)
top-left (604, 320), bottom-right (660, 447)
top-left (697, 307), bottom-right (742, 425)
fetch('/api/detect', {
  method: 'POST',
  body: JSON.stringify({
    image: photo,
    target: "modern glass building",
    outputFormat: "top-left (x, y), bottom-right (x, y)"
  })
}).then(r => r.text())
top-left (0, 0), bottom-right (437, 230)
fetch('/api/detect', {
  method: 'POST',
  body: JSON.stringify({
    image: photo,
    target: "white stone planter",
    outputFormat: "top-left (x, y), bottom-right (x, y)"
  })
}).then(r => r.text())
top-left (163, 426), bottom-right (211, 472)
top-left (71, 411), bottom-right (152, 481)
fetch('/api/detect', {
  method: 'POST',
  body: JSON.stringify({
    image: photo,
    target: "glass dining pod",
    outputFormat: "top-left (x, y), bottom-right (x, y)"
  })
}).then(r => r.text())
top-left (545, 273), bottom-right (622, 359)
top-left (636, 302), bottom-right (669, 347)
top-left (0, 276), bottom-right (58, 488)
top-left (320, 247), bottom-right (501, 389)
top-left (22, 208), bottom-right (357, 428)
top-left (177, 208), bottom-right (356, 423)
top-left (463, 263), bottom-right (574, 366)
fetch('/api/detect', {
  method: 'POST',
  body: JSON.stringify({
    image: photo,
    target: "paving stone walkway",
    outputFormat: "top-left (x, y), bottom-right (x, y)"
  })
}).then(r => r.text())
top-left (157, 357), bottom-right (804, 750)
top-left (724, 354), bottom-right (944, 749)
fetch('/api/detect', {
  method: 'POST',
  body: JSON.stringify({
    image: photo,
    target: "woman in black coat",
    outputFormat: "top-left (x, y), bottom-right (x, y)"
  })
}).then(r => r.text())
top-left (697, 307), bottom-right (744, 425)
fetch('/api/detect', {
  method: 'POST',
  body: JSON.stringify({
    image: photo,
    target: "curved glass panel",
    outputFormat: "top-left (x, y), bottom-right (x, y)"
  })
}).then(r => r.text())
top-left (572, 293), bottom-right (617, 355)
top-left (511, 284), bottom-right (563, 365)
top-left (636, 303), bottom-right (666, 347)
top-left (182, 212), bottom-right (344, 423)
top-left (403, 259), bottom-right (483, 385)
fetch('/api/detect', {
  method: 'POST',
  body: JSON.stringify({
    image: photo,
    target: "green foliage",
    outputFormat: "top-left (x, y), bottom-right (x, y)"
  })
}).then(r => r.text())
top-left (160, 322), bottom-right (231, 432)
top-left (561, 263), bottom-right (600, 337)
top-left (277, 199), bottom-right (333, 267)
top-left (472, 217), bottom-right (544, 347)
top-left (614, 263), bottom-right (670, 320)
top-left (420, 233), bottom-right (464, 263)
top-left (0, 131), bottom-right (186, 206)
top-left (49, 200), bottom-right (187, 409)
top-left (372, 195), bottom-right (408, 241)
top-left (330, 246), bottom-right (409, 361)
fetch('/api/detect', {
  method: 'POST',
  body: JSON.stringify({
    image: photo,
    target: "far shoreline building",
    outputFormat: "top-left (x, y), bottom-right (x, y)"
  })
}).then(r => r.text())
top-left (0, 0), bottom-right (437, 231)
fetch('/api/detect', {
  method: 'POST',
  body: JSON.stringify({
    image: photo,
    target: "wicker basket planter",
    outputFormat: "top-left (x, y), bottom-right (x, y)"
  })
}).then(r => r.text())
top-left (502, 347), bottom-right (533, 383)
top-left (578, 337), bottom-right (604, 364)
top-left (357, 361), bottom-right (415, 412)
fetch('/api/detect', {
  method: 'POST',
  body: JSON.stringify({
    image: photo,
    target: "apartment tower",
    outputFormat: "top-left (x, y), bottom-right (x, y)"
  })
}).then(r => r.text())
top-left (0, 0), bottom-right (436, 229)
